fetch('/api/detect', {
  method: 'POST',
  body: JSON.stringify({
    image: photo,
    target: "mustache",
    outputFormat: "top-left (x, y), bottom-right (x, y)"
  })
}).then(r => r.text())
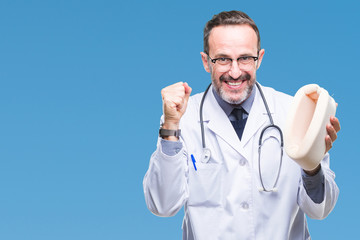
top-left (220, 73), bottom-right (251, 82)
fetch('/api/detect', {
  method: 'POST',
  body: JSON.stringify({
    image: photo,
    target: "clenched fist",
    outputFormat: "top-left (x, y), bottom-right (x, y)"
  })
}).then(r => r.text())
top-left (161, 82), bottom-right (192, 132)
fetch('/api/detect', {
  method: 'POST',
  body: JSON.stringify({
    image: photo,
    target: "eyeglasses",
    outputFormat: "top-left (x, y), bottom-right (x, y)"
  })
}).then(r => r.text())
top-left (207, 54), bottom-right (258, 72)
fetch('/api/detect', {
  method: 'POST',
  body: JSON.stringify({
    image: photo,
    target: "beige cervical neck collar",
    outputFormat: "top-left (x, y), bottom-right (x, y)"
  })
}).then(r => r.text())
top-left (284, 84), bottom-right (336, 171)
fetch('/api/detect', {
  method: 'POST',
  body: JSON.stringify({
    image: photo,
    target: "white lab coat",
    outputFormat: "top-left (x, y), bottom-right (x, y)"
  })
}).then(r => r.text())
top-left (143, 84), bottom-right (339, 240)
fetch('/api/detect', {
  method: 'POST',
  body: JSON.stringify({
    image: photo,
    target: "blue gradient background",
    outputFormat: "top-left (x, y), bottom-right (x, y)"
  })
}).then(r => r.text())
top-left (0, 0), bottom-right (358, 239)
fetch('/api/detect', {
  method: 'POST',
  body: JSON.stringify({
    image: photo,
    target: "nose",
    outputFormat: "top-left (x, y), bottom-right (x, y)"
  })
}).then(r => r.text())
top-left (228, 61), bottom-right (242, 79)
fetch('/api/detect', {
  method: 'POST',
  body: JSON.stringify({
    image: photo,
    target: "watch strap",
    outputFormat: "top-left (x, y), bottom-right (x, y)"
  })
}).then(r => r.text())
top-left (159, 128), bottom-right (181, 138)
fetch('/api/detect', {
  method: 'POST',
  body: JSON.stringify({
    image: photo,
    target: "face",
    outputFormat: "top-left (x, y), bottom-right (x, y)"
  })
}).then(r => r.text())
top-left (201, 24), bottom-right (265, 105)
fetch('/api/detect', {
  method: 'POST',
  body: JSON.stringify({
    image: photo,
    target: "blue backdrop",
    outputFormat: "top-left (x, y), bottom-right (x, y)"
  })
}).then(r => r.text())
top-left (0, 0), bottom-right (358, 239)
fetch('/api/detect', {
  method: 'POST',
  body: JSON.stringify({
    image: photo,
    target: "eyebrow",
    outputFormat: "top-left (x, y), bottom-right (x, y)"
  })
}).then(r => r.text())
top-left (213, 53), bottom-right (254, 58)
top-left (213, 53), bottom-right (230, 58)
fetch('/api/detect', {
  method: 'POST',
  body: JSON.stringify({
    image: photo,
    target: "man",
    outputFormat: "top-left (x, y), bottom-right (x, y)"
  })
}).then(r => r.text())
top-left (143, 10), bottom-right (340, 240)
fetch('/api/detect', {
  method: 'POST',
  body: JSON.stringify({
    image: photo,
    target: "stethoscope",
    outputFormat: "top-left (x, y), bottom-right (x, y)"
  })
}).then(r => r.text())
top-left (199, 82), bottom-right (283, 192)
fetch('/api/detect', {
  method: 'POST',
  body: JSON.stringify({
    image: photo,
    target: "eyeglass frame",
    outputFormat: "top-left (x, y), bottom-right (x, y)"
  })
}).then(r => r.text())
top-left (206, 54), bottom-right (259, 72)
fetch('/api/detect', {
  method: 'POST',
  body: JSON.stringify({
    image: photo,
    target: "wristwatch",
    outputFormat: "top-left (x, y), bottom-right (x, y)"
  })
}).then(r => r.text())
top-left (159, 128), bottom-right (181, 138)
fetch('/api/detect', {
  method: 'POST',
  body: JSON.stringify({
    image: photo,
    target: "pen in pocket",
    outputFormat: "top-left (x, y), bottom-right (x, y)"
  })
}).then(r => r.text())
top-left (191, 154), bottom-right (197, 171)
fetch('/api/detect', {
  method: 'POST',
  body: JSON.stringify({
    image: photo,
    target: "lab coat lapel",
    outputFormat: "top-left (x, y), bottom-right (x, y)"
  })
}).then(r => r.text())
top-left (201, 87), bottom-right (242, 153)
top-left (241, 84), bottom-right (272, 147)
top-left (199, 84), bottom-right (273, 155)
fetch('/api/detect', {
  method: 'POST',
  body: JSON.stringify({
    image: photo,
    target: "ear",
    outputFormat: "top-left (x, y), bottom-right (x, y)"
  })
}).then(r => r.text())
top-left (200, 52), bottom-right (211, 73)
top-left (256, 49), bottom-right (265, 70)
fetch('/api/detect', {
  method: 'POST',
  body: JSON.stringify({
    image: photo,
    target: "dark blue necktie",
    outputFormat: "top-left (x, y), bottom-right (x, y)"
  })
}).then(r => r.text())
top-left (230, 108), bottom-right (247, 140)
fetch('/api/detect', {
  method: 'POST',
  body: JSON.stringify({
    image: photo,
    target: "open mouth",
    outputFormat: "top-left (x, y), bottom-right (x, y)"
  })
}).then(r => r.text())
top-left (227, 81), bottom-right (242, 86)
top-left (220, 74), bottom-right (251, 89)
top-left (224, 80), bottom-right (246, 89)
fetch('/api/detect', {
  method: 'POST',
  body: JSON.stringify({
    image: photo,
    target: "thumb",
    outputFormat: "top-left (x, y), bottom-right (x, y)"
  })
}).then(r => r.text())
top-left (183, 82), bottom-right (192, 102)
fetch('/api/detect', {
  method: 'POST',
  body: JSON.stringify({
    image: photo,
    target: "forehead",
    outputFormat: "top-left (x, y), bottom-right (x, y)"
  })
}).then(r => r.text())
top-left (208, 24), bottom-right (258, 56)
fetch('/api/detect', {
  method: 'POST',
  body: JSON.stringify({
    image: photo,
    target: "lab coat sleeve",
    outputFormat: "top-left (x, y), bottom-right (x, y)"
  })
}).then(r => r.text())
top-left (297, 153), bottom-right (339, 219)
top-left (301, 168), bottom-right (325, 203)
top-left (143, 137), bottom-right (189, 217)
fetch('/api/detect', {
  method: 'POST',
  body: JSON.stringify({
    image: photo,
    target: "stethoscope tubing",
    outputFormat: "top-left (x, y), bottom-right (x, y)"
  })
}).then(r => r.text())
top-left (200, 83), bottom-right (212, 149)
top-left (199, 81), bottom-right (283, 192)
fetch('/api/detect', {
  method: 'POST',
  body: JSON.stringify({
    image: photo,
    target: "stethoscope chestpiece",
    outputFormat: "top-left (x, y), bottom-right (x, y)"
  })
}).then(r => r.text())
top-left (201, 148), bottom-right (211, 163)
top-left (258, 187), bottom-right (278, 193)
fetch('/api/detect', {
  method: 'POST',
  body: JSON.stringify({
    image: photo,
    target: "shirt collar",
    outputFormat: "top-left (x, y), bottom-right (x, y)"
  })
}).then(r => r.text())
top-left (212, 84), bottom-right (256, 117)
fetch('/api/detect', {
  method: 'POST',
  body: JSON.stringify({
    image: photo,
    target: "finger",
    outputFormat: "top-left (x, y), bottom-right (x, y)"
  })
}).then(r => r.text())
top-left (162, 85), bottom-right (183, 112)
top-left (169, 96), bottom-right (183, 107)
top-left (161, 82), bottom-right (185, 102)
top-left (325, 135), bottom-right (333, 153)
top-left (326, 123), bottom-right (337, 142)
top-left (175, 96), bottom-right (186, 111)
top-left (330, 116), bottom-right (341, 132)
top-left (162, 83), bottom-right (189, 116)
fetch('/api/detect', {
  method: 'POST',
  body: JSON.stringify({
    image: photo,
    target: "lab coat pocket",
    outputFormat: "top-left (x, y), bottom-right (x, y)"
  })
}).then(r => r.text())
top-left (188, 161), bottom-right (223, 207)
